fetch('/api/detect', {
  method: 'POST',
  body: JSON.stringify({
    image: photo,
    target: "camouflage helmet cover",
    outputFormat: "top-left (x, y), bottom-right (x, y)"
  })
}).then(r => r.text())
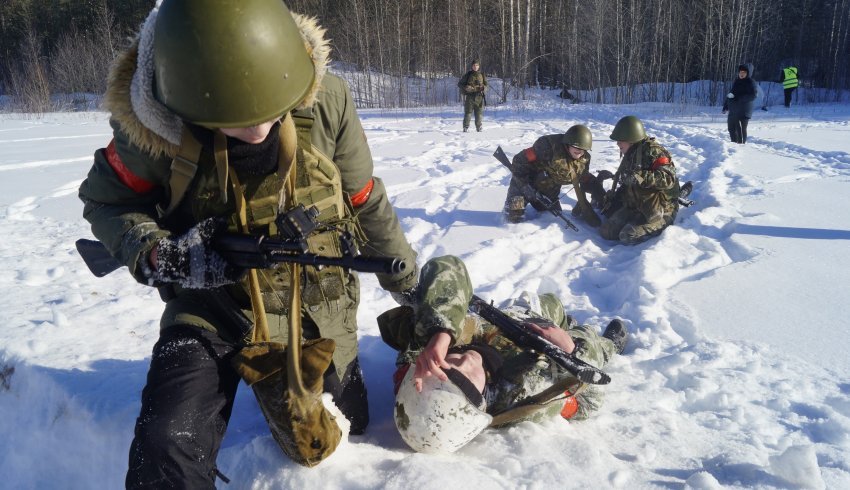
top-left (153, 0), bottom-right (315, 127)
top-left (394, 366), bottom-right (491, 453)
top-left (609, 115), bottom-right (646, 143)
top-left (563, 124), bottom-right (593, 151)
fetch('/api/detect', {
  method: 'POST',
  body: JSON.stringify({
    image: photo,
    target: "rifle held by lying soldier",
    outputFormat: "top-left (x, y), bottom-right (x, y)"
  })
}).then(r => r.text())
top-left (469, 294), bottom-right (610, 385)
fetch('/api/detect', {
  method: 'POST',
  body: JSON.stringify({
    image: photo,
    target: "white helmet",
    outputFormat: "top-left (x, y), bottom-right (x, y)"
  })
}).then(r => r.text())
top-left (394, 365), bottom-right (492, 454)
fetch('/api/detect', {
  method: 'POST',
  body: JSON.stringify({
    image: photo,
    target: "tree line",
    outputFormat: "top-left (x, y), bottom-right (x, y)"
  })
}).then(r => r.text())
top-left (2, 0), bottom-right (848, 111)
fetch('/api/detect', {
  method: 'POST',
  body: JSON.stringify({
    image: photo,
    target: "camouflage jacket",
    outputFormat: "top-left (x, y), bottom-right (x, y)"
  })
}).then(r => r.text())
top-left (458, 70), bottom-right (487, 100)
top-left (512, 134), bottom-right (591, 194)
top-left (615, 137), bottom-right (679, 219)
top-left (378, 256), bottom-right (618, 423)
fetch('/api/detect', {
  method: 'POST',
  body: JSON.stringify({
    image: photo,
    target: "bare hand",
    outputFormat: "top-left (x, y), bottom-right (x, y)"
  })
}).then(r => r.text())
top-left (413, 332), bottom-right (452, 392)
top-left (523, 320), bottom-right (576, 353)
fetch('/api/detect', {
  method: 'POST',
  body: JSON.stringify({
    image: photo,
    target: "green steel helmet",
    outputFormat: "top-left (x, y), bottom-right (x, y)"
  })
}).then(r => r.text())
top-left (609, 115), bottom-right (646, 143)
top-left (153, 0), bottom-right (315, 128)
top-left (563, 124), bottom-right (593, 151)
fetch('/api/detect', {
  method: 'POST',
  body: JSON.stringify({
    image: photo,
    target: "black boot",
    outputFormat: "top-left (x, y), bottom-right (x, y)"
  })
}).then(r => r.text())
top-left (679, 181), bottom-right (693, 199)
top-left (602, 319), bottom-right (628, 354)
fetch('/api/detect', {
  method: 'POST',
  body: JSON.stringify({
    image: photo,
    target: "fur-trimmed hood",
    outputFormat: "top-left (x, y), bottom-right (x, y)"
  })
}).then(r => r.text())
top-left (103, 9), bottom-right (331, 159)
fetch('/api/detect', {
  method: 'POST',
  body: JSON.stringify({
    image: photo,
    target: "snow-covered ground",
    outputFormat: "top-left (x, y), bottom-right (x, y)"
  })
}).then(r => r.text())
top-left (1, 98), bottom-right (848, 489)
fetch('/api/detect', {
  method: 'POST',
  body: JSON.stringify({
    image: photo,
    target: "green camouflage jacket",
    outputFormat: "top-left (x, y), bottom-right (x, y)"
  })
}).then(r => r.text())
top-left (379, 255), bottom-right (618, 423)
top-left (512, 134), bottom-right (591, 195)
top-left (458, 70), bottom-right (487, 101)
top-left (615, 137), bottom-right (679, 219)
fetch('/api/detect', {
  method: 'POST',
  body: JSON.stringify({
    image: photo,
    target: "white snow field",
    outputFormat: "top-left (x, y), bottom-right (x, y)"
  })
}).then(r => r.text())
top-left (1, 98), bottom-right (848, 489)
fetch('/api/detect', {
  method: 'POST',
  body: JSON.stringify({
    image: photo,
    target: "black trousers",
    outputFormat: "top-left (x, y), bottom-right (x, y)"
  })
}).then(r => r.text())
top-left (126, 325), bottom-right (368, 489)
top-left (727, 115), bottom-right (750, 144)
top-left (784, 87), bottom-right (796, 107)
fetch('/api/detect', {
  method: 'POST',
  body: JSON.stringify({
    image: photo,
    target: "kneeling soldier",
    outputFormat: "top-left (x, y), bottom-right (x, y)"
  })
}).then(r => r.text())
top-left (503, 125), bottom-right (601, 227)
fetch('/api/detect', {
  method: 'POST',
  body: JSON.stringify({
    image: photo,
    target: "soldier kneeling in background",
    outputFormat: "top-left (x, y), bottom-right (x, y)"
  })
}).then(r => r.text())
top-left (503, 124), bottom-right (602, 227)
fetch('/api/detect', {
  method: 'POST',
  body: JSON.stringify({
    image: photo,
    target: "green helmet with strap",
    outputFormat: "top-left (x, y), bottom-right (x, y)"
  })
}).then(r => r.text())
top-left (563, 124), bottom-right (593, 151)
top-left (153, 0), bottom-right (315, 128)
top-left (609, 115), bottom-right (646, 143)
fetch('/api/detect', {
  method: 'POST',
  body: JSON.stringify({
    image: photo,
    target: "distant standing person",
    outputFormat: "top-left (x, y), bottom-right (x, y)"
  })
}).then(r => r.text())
top-left (780, 65), bottom-right (799, 108)
top-left (722, 64), bottom-right (758, 144)
top-left (458, 60), bottom-right (487, 132)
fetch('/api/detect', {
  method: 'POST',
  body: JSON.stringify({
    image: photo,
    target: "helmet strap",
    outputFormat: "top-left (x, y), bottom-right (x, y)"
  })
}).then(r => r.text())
top-left (445, 369), bottom-right (485, 410)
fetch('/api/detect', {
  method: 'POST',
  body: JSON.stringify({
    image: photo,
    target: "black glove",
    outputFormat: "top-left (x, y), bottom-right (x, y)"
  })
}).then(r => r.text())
top-left (601, 189), bottom-right (618, 210)
top-left (150, 217), bottom-right (245, 289)
top-left (596, 169), bottom-right (614, 181)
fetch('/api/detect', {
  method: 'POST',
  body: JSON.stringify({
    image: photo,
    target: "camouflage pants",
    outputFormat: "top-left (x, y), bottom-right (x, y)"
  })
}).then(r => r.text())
top-left (503, 173), bottom-right (561, 222)
top-left (463, 96), bottom-right (484, 130)
top-left (599, 205), bottom-right (675, 244)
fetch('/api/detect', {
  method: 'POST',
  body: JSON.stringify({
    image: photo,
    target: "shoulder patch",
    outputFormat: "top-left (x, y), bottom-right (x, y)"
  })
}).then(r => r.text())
top-left (104, 140), bottom-right (155, 194)
top-left (523, 148), bottom-right (537, 163)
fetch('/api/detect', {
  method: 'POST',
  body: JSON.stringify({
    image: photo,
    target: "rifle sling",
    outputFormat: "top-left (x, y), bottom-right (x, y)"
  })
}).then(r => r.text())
top-left (224, 114), bottom-right (299, 344)
top-left (157, 126), bottom-right (202, 218)
top-left (489, 377), bottom-right (585, 427)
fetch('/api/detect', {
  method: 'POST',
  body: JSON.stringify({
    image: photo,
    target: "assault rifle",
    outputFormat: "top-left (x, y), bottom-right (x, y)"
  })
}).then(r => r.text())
top-left (76, 204), bottom-right (407, 278)
top-left (468, 295), bottom-right (611, 385)
top-left (598, 173), bottom-right (694, 216)
top-left (493, 146), bottom-right (579, 232)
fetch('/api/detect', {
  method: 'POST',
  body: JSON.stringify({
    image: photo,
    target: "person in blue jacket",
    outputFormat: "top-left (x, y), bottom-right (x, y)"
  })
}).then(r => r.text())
top-left (722, 64), bottom-right (758, 144)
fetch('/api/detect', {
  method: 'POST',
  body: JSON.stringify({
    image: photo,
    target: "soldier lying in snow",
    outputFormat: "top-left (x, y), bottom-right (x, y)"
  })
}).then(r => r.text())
top-left (378, 255), bottom-right (628, 453)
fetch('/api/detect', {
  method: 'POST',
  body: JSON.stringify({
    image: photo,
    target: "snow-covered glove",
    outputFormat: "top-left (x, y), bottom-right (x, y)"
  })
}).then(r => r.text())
top-left (727, 92), bottom-right (735, 99)
top-left (391, 284), bottom-right (420, 309)
top-left (150, 217), bottom-right (245, 289)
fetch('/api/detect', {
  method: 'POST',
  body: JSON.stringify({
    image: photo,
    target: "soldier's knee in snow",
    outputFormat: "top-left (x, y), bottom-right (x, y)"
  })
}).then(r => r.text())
top-left (619, 224), bottom-right (643, 244)
top-left (598, 222), bottom-right (619, 241)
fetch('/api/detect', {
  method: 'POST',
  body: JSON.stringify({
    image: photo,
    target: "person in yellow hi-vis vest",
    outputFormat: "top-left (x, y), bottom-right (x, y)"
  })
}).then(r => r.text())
top-left (780, 66), bottom-right (799, 108)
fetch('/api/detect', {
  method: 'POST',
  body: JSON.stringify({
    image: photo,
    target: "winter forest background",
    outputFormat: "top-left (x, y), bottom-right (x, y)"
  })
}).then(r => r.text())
top-left (1, 0), bottom-right (849, 112)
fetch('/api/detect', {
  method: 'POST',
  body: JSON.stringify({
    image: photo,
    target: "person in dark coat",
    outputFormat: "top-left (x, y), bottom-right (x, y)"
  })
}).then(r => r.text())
top-left (722, 64), bottom-right (758, 144)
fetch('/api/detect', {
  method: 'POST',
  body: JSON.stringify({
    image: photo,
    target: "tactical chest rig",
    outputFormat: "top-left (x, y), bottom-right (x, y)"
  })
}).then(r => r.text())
top-left (158, 110), bottom-right (358, 315)
top-left (157, 109), bottom-right (355, 467)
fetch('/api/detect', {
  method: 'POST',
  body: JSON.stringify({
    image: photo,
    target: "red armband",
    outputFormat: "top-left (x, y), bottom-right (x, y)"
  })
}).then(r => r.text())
top-left (523, 148), bottom-right (537, 163)
top-left (104, 140), bottom-right (155, 194)
top-left (650, 156), bottom-right (671, 170)
top-left (560, 390), bottom-right (579, 419)
top-left (350, 177), bottom-right (375, 207)
top-left (393, 364), bottom-right (411, 395)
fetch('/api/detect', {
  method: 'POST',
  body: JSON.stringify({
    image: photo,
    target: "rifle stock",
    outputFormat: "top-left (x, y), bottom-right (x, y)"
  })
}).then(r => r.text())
top-left (493, 146), bottom-right (579, 232)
